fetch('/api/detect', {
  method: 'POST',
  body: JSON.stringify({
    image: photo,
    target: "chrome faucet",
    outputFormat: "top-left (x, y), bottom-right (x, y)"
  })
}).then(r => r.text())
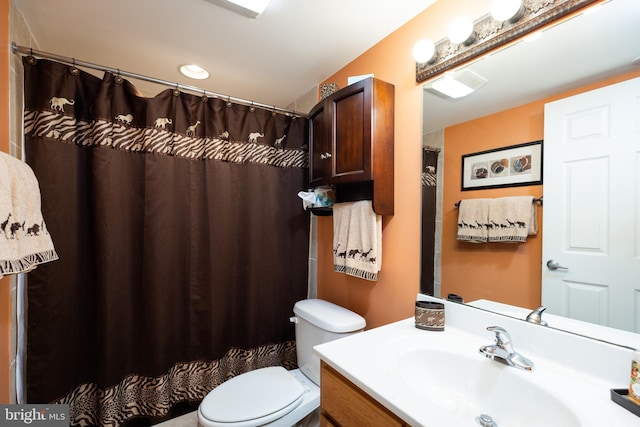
top-left (479, 326), bottom-right (535, 371)
top-left (526, 306), bottom-right (548, 326)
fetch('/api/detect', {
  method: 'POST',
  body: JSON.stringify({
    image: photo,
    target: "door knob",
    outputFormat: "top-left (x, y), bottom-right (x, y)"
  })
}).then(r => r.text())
top-left (546, 260), bottom-right (568, 271)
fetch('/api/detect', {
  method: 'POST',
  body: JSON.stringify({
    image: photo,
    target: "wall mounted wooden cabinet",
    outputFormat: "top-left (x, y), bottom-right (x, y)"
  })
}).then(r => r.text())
top-left (309, 77), bottom-right (394, 215)
top-left (320, 362), bottom-right (408, 427)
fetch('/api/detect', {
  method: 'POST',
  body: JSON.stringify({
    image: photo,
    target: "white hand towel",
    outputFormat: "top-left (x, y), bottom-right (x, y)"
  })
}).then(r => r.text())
top-left (487, 196), bottom-right (538, 243)
top-left (0, 152), bottom-right (58, 275)
top-left (333, 200), bottom-right (382, 281)
top-left (456, 199), bottom-right (490, 243)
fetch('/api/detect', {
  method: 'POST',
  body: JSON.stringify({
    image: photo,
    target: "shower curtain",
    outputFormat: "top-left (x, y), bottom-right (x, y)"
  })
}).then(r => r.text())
top-left (421, 148), bottom-right (439, 295)
top-left (22, 58), bottom-right (310, 427)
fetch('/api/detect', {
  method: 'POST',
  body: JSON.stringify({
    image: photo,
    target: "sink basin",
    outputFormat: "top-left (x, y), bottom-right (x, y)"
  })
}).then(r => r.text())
top-left (396, 347), bottom-right (581, 427)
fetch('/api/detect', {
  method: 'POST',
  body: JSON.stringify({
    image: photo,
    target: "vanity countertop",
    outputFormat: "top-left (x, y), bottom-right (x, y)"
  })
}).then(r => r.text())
top-left (313, 296), bottom-right (640, 427)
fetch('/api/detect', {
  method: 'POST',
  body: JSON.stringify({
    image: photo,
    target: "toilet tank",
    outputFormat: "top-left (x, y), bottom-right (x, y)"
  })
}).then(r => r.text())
top-left (291, 299), bottom-right (366, 385)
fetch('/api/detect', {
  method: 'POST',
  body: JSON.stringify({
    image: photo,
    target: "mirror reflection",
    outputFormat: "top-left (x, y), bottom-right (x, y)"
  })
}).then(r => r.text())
top-left (421, 0), bottom-right (640, 346)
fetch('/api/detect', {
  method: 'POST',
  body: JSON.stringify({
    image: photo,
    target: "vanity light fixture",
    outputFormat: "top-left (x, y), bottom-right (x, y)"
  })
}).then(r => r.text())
top-left (448, 16), bottom-right (475, 45)
top-left (412, 39), bottom-right (438, 64)
top-left (490, 0), bottom-right (524, 22)
top-left (206, 0), bottom-right (270, 18)
top-left (179, 64), bottom-right (210, 80)
top-left (414, 0), bottom-right (601, 83)
top-left (427, 69), bottom-right (487, 99)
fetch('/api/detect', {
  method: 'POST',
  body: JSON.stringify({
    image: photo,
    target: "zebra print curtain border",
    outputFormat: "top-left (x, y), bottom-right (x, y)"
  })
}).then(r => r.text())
top-left (54, 342), bottom-right (296, 427)
top-left (23, 110), bottom-right (307, 168)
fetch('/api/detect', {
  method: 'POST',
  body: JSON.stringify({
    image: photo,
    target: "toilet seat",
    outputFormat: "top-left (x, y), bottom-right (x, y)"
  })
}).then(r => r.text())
top-left (198, 366), bottom-right (305, 427)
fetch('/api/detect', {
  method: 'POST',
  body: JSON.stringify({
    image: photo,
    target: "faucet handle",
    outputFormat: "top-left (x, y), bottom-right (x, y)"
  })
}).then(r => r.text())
top-left (526, 306), bottom-right (548, 326)
top-left (486, 326), bottom-right (512, 349)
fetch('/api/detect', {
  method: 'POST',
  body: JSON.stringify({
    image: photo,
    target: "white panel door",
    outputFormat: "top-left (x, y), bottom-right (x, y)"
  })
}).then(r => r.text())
top-left (542, 77), bottom-right (640, 332)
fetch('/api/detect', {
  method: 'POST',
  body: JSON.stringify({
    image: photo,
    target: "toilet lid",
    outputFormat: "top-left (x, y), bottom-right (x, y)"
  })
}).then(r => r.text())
top-left (200, 366), bottom-right (305, 425)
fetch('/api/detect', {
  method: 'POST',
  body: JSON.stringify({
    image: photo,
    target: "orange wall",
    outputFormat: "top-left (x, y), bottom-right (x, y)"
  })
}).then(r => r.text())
top-left (316, 0), bottom-right (636, 329)
top-left (317, 0), bottom-right (491, 329)
top-left (1, 0), bottom-right (12, 404)
top-left (441, 69), bottom-right (640, 309)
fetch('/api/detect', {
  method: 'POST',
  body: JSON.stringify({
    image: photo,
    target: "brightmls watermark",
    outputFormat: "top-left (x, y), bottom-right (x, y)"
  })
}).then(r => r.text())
top-left (0, 405), bottom-right (68, 426)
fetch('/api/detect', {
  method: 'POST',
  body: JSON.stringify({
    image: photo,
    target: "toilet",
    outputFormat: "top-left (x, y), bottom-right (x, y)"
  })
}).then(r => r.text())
top-left (197, 299), bottom-right (366, 427)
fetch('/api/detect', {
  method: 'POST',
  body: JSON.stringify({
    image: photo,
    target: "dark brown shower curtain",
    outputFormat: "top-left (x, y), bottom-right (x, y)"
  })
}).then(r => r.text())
top-left (421, 148), bottom-right (439, 295)
top-left (22, 58), bottom-right (310, 427)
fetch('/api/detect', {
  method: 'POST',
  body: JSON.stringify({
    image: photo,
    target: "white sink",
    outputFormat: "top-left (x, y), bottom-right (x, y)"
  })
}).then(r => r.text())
top-left (314, 296), bottom-right (639, 426)
top-left (397, 347), bottom-right (580, 426)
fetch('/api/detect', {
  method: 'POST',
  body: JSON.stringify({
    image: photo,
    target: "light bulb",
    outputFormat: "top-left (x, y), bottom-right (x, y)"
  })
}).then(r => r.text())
top-left (448, 16), bottom-right (474, 45)
top-left (490, 0), bottom-right (523, 22)
top-left (412, 39), bottom-right (437, 64)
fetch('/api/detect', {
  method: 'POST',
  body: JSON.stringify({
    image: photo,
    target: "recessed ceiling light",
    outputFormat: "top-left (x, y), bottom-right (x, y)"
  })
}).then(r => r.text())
top-left (179, 64), bottom-right (210, 80)
top-left (205, 0), bottom-right (270, 18)
top-left (523, 31), bottom-right (543, 43)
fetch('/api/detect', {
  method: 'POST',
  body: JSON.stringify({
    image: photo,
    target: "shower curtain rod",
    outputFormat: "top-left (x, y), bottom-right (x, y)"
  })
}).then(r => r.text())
top-left (11, 42), bottom-right (306, 118)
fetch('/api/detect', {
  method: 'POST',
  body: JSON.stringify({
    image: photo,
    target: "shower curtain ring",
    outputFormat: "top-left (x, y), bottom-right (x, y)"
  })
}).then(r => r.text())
top-left (173, 83), bottom-right (180, 97)
top-left (26, 47), bottom-right (37, 65)
top-left (70, 58), bottom-right (80, 75)
top-left (250, 101), bottom-right (255, 112)
top-left (115, 69), bottom-right (123, 84)
top-left (272, 106), bottom-right (277, 117)
top-left (226, 97), bottom-right (232, 107)
top-left (201, 90), bottom-right (208, 103)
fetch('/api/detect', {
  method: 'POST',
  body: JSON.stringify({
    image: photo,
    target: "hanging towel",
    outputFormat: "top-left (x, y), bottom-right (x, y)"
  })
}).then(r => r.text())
top-left (456, 199), bottom-right (490, 243)
top-left (487, 196), bottom-right (538, 243)
top-left (333, 200), bottom-right (382, 281)
top-left (0, 152), bottom-right (58, 275)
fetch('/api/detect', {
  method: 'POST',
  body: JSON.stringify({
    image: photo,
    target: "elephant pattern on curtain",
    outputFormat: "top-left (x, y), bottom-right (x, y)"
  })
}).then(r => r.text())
top-left (22, 58), bottom-right (310, 427)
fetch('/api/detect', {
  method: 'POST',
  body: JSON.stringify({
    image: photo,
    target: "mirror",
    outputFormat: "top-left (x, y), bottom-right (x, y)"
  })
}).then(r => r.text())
top-left (421, 0), bottom-right (640, 346)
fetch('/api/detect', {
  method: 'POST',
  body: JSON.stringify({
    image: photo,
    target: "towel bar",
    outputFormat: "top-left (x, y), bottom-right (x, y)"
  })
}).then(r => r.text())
top-left (455, 196), bottom-right (542, 208)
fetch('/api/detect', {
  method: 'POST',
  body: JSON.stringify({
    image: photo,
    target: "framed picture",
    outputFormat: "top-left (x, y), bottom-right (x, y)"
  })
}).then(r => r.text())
top-left (461, 140), bottom-right (543, 191)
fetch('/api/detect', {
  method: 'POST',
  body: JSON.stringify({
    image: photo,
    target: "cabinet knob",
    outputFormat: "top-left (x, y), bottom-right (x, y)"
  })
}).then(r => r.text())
top-left (320, 152), bottom-right (332, 160)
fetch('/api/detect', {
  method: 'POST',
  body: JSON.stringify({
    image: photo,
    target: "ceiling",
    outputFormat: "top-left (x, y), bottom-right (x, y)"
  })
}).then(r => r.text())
top-left (422, 0), bottom-right (640, 132)
top-left (12, 0), bottom-right (436, 111)
top-left (12, 0), bottom-right (640, 126)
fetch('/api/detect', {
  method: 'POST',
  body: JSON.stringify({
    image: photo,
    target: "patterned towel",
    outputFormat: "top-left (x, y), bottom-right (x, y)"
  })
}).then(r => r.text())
top-left (487, 196), bottom-right (538, 243)
top-left (333, 201), bottom-right (382, 281)
top-left (456, 199), bottom-right (490, 243)
top-left (0, 152), bottom-right (58, 276)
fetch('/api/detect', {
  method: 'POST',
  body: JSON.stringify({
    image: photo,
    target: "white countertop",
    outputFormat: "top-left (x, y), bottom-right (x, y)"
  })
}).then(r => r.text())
top-left (314, 297), bottom-right (640, 427)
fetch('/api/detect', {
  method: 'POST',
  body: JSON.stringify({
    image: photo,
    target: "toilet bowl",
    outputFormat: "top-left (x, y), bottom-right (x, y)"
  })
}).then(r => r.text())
top-left (197, 299), bottom-right (365, 427)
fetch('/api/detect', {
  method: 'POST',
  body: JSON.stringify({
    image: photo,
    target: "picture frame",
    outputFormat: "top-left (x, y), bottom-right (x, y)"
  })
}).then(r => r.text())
top-left (461, 140), bottom-right (543, 191)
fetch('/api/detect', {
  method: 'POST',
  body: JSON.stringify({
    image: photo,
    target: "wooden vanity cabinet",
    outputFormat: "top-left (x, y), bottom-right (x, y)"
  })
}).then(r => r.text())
top-left (320, 361), bottom-right (409, 427)
top-left (308, 77), bottom-right (394, 215)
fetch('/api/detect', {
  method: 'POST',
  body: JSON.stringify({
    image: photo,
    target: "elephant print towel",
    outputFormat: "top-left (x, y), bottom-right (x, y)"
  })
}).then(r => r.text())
top-left (0, 152), bottom-right (58, 276)
top-left (333, 200), bottom-right (382, 281)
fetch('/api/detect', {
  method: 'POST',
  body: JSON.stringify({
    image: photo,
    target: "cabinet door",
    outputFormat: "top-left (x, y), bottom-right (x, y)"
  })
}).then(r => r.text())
top-left (330, 80), bottom-right (372, 183)
top-left (321, 362), bottom-right (407, 427)
top-left (309, 101), bottom-right (330, 187)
